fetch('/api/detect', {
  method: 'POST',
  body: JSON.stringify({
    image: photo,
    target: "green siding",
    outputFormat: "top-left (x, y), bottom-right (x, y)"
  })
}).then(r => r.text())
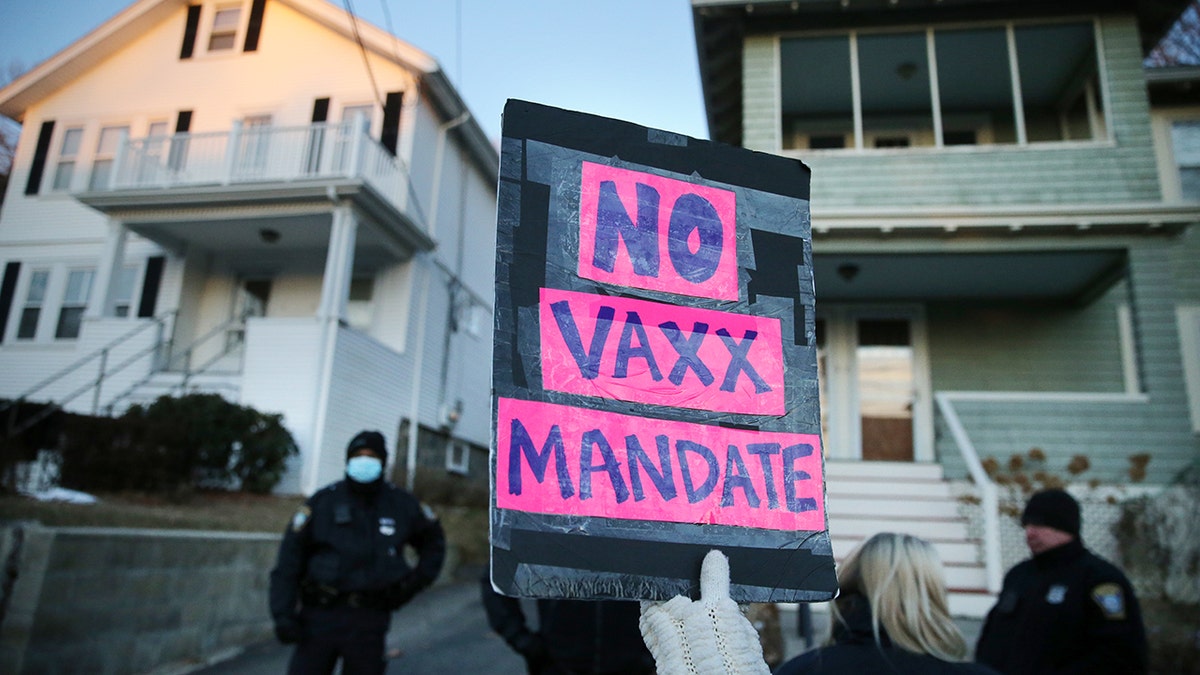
top-left (928, 286), bottom-right (1128, 392)
top-left (747, 16), bottom-right (1163, 208)
top-left (936, 240), bottom-right (1200, 485)
top-left (743, 36), bottom-right (779, 153)
top-left (1170, 226), bottom-right (1200, 302)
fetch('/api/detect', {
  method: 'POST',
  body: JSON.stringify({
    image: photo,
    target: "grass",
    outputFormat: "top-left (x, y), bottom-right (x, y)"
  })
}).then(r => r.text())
top-left (0, 489), bottom-right (491, 566)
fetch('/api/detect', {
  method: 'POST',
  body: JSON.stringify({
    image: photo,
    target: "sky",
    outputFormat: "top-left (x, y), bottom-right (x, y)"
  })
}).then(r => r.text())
top-left (0, 0), bottom-right (710, 144)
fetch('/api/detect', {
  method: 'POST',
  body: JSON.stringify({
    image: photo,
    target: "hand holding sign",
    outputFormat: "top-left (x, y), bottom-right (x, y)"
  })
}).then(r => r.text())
top-left (639, 550), bottom-right (770, 675)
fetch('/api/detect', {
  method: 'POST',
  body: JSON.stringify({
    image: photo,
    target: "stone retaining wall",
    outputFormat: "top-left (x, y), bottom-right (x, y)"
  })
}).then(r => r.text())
top-left (0, 523), bottom-right (279, 675)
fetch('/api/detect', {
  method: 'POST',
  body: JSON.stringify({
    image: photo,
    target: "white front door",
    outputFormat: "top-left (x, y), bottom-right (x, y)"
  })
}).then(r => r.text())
top-left (817, 306), bottom-right (932, 461)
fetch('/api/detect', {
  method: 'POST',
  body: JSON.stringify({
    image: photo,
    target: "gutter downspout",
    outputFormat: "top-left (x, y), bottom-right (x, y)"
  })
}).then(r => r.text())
top-left (404, 109), bottom-right (471, 491)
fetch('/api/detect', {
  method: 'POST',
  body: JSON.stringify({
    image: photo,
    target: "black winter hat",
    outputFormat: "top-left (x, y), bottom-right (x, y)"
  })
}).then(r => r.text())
top-left (347, 430), bottom-right (388, 464)
top-left (1021, 488), bottom-right (1080, 537)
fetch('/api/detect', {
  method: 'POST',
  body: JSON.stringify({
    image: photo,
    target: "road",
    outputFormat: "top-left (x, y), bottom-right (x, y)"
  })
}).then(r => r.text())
top-left (184, 570), bottom-right (982, 674)
top-left (188, 570), bottom-right (527, 674)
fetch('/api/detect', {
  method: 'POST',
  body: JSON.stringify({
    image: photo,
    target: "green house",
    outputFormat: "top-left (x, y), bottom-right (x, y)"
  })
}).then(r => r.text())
top-left (692, 0), bottom-right (1200, 614)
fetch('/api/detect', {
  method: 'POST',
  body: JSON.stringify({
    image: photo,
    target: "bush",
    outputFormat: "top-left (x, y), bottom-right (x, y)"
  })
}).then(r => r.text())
top-left (56, 394), bottom-right (297, 495)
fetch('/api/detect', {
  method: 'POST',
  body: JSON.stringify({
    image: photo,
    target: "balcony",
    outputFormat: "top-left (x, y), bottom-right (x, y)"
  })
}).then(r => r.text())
top-left (76, 118), bottom-right (434, 265)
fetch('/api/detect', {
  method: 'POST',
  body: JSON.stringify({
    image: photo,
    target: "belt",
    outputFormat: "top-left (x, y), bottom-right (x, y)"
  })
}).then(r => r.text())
top-left (301, 583), bottom-right (390, 611)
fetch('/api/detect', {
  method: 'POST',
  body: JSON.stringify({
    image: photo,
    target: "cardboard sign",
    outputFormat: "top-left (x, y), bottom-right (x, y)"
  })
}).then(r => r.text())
top-left (490, 100), bottom-right (836, 603)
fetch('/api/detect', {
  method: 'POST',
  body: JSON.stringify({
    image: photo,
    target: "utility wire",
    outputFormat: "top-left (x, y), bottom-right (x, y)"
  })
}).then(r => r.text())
top-left (343, 0), bottom-right (385, 112)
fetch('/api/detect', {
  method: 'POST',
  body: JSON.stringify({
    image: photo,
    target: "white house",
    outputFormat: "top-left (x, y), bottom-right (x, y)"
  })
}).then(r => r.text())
top-left (0, 0), bottom-right (498, 495)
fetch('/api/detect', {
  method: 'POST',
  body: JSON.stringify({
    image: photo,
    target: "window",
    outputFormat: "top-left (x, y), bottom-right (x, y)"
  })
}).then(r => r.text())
top-left (52, 127), bottom-right (83, 191)
top-left (17, 269), bottom-right (49, 339)
top-left (781, 36), bottom-right (853, 150)
top-left (237, 114), bottom-right (271, 175)
top-left (1178, 305), bottom-right (1200, 433)
top-left (1170, 120), bottom-right (1200, 200)
top-left (860, 31), bottom-right (933, 147)
top-left (113, 265), bottom-right (138, 318)
top-left (347, 277), bottom-right (374, 330)
top-left (89, 125), bottom-right (129, 191)
top-left (139, 121), bottom-right (170, 182)
top-left (445, 440), bottom-right (469, 475)
top-left (935, 27), bottom-right (1016, 145)
top-left (55, 269), bottom-right (94, 339)
top-left (781, 19), bottom-right (1106, 150)
top-left (208, 5), bottom-right (242, 51)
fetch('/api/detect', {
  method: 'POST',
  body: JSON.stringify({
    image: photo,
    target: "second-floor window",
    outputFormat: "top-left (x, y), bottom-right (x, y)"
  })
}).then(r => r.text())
top-left (52, 127), bottom-right (83, 191)
top-left (209, 5), bottom-right (242, 51)
top-left (89, 125), bottom-right (129, 191)
top-left (781, 19), bottom-right (1107, 151)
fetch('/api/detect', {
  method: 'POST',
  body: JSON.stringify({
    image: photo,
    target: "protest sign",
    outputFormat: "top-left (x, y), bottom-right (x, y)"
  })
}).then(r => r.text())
top-left (490, 100), bottom-right (836, 603)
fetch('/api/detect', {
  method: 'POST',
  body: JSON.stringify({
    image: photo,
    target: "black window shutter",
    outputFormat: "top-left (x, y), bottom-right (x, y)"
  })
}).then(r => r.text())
top-left (0, 262), bottom-right (20, 340)
top-left (381, 91), bottom-right (403, 156)
top-left (243, 0), bottom-right (266, 52)
top-left (169, 111), bottom-right (193, 172)
top-left (180, 5), bottom-right (202, 59)
top-left (312, 98), bottom-right (330, 123)
top-left (24, 120), bottom-right (55, 196)
top-left (137, 257), bottom-right (165, 318)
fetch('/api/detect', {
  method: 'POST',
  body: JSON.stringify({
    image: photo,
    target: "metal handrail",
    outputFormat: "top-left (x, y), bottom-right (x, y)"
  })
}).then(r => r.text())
top-left (1, 313), bottom-right (174, 438)
top-left (104, 315), bottom-right (246, 412)
top-left (2, 312), bottom-right (173, 409)
top-left (934, 391), bottom-right (1003, 594)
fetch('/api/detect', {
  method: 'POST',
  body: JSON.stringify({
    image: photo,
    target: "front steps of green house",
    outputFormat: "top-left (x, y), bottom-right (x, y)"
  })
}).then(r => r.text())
top-left (823, 460), bottom-right (996, 618)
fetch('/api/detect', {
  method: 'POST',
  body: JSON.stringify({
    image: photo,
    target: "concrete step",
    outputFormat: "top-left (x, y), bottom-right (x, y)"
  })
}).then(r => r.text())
top-left (830, 485), bottom-right (960, 506)
top-left (949, 591), bottom-right (997, 619)
top-left (825, 478), bottom-right (954, 499)
top-left (824, 461), bottom-right (945, 481)
top-left (827, 516), bottom-right (971, 541)
top-left (831, 536), bottom-right (979, 564)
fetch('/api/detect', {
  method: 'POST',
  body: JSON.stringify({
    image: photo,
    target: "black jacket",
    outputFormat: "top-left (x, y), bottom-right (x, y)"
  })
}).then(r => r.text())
top-left (480, 573), bottom-right (655, 675)
top-left (775, 595), bottom-right (999, 675)
top-left (975, 539), bottom-right (1147, 675)
top-left (269, 478), bottom-right (445, 622)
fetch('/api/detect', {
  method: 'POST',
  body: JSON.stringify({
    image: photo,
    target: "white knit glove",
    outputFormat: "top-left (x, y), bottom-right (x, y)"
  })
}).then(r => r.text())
top-left (639, 550), bottom-right (771, 675)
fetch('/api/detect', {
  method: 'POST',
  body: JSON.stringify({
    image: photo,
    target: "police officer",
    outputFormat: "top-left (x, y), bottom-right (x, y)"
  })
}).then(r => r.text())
top-left (270, 430), bottom-right (445, 675)
top-left (975, 488), bottom-right (1147, 674)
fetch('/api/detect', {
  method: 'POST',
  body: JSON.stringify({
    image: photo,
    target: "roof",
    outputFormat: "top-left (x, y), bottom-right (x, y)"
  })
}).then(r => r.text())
top-left (692, 0), bottom-right (1191, 145)
top-left (0, 0), bottom-right (497, 180)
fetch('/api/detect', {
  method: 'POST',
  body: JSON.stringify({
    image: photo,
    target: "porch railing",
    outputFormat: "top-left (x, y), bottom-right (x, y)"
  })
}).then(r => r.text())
top-left (934, 392), bottom-right (1003, 594)
top-left (102, 117), bottom-right (415, 220)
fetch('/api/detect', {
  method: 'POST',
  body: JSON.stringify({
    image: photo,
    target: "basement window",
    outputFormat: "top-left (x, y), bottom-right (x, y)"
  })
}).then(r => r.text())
top-left (445, 440), bottom-right (469, 475)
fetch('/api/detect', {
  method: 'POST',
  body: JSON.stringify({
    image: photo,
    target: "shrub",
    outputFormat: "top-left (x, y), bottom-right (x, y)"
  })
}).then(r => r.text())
top-left (57, 394), bottom-right (297, 495)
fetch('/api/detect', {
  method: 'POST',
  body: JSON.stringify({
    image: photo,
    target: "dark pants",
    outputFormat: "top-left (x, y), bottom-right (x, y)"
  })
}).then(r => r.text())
top-left (287, 605), bottom-right (391, 675)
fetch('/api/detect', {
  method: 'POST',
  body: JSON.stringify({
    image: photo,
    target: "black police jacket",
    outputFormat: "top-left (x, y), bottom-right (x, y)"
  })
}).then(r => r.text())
top-left (776, 594), bottom-right (1000, 675)
top-left (975, 538), bottom-right (1147, 675)
top-left (269, 478), bottom-right (445, 621)
top-left (480, 573), bottom-right (655, 675)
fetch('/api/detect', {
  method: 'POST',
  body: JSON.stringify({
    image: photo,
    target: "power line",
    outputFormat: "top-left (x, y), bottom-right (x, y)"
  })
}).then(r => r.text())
top-left (343, 0), bottom-right (385, 112)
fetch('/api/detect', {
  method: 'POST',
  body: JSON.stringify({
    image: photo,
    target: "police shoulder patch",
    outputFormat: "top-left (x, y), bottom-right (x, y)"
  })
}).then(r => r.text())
top-left (420, 502), bottom-right (438, 522)
top-left (1092, 582), bottom-right (1126, 619)
top-left (290, 506), bottom-right (311, 532)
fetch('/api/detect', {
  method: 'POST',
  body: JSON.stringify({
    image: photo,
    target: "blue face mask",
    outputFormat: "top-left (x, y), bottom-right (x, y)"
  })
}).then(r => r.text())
top-left (346, 456), bottom-right (383, 483)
